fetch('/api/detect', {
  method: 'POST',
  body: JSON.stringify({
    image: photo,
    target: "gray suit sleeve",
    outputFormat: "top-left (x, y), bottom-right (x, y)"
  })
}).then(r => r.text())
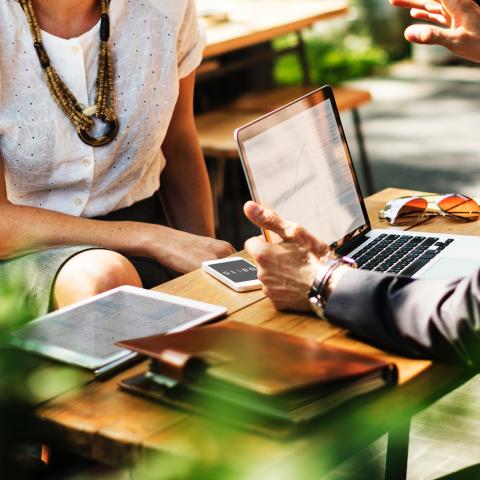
top-left (324, 268), bottom-right (480, 366)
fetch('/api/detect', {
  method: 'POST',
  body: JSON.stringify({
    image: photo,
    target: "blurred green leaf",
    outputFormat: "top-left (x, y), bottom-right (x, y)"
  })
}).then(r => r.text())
top-left (274, 33), bottom-right (388, 87)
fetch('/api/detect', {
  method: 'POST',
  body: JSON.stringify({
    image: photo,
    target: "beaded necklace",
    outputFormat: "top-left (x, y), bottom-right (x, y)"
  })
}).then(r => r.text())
top-left (19, 0), bottom-right (119, 147)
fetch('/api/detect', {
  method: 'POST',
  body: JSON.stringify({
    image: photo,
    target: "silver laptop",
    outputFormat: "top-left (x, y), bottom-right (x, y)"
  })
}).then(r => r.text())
top-left (235, 86), bottom-right (480, 280)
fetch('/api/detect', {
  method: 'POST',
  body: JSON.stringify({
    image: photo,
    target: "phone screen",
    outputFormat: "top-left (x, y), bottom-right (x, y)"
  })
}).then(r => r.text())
top-left (208, 259), bottom-right (258, 283)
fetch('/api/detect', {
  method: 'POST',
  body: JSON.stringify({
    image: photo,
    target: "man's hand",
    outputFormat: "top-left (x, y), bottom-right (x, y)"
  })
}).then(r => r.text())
top-left (244, 201), bottom-right (330, 311)
top-left (390, 0), bottom-right (480, 62)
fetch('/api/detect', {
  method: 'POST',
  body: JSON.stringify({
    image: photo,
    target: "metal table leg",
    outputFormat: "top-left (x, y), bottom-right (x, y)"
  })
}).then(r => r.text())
top-left (352, 108), bottom-right (375, 195)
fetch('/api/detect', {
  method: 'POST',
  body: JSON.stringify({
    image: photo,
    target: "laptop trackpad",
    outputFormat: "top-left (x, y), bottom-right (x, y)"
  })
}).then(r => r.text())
top-left (420, 257), bottom-right (480, 280)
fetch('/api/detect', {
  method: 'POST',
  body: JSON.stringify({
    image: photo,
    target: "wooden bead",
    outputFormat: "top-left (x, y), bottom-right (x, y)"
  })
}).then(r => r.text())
top-left (22, 0), bottom-right (116, 147)
top-left (100, 14), bottom-right (110, 41)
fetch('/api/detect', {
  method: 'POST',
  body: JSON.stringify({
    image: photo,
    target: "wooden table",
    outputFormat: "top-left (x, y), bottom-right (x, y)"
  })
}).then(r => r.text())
top-left (202, 0), bottom-right (349, 59)
top-left (37, 188), bottom-right (474, 479)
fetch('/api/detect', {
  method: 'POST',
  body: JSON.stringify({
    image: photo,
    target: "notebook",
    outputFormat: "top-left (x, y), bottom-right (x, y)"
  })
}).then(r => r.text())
top-left (235, 86), bottom-right (480, 280)
top-left (117, 321), bottom-right (397, 436)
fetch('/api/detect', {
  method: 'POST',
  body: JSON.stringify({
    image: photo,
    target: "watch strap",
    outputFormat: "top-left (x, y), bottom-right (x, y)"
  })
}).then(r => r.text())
top-left (308, 256), bottom-right (357, 319)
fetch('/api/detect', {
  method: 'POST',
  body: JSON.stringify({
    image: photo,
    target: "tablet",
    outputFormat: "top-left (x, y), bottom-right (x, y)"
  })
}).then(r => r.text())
top-left (9, 286), bottom-right (227, 373)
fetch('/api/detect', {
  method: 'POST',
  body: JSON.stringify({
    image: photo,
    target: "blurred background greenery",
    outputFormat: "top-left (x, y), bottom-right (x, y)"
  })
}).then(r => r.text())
top-left (274, 0), bottom-right (410, 87)
top-left (0, 275), bottom-right (84, 478)
top-left (0, 274), bottom-right (40, 478)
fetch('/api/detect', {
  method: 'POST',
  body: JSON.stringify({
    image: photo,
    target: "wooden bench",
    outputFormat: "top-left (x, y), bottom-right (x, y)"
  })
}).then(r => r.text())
top-left (196, 85), bottom-right (372, 157)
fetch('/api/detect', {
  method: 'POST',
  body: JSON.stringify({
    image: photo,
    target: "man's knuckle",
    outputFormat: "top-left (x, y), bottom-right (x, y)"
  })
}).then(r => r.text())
top-left (264, 210), bottom-right (277, 225)
top-left (255, 248), bottom-right (270, 264)
top-left (285, 223), bottom-right (303, 240)
top-left (255, 252), bottom-right (266, 264)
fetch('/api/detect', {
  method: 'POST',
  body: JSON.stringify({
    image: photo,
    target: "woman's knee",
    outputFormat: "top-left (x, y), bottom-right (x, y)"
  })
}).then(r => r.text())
top-left (52, 249), bottom-right (142, 309)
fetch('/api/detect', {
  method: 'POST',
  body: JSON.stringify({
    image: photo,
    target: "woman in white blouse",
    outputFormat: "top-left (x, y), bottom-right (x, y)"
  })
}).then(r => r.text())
top-left (0, 0), bottom-right (234, 314)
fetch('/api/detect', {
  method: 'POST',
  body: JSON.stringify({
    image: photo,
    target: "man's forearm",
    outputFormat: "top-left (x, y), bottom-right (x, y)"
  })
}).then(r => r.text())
top-left (325, 268), bottom-right (480, 366)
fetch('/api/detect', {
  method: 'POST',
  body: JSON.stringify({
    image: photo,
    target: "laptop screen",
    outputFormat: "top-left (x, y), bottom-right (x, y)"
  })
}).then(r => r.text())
top-left (236, 87), bottom-right (370, 249)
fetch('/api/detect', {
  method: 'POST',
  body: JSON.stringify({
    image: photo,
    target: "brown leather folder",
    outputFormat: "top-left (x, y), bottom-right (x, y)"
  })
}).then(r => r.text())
top-left (117, 321), bottom-right (397, 436)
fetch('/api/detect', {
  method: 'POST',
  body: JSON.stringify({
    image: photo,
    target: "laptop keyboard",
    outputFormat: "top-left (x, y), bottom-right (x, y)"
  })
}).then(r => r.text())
top-left (351, 234), bottom-right (454, 277)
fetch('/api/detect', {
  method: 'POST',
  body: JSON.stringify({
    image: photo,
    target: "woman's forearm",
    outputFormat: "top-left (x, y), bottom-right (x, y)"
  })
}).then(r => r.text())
top-left (0, 201), bottom-right (157, 260)
top-left (0, 201), bottom-right (233, 273)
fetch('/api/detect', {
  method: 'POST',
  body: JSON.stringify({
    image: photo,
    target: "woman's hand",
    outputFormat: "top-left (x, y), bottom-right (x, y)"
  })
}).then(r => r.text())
top-left (390, 0), bottom-right (480, 62)
top-left (141, 224), bottom-right (235, 274)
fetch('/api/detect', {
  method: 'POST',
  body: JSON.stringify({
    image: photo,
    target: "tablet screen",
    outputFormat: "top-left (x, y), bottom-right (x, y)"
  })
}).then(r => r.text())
top-left (11, 287), bottom-right (226, 370)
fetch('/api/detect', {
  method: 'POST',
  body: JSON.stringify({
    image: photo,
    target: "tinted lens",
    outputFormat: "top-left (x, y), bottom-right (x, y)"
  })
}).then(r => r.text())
top-left (394, 198), bottom-right (428, 224)
top-left (438, 194), bottom-right (480, 221)
top-left (381, 197), bottom-right (427, 225)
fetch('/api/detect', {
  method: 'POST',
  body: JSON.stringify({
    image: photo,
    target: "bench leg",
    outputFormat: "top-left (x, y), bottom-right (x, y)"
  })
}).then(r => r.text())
top-left (385, 419), bottom-right (411, 480)
top-left (231, 160), bottom-right (244, 249)
top-left (207, 156), bottom-right (226, 231)
top-left (352, 108), bottom-right (375, 195)
top-left (296, 31), bottom-right (312, 86)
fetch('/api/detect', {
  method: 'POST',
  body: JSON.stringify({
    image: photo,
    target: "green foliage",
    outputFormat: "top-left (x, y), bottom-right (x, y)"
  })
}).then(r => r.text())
top-left (0, 273), bottom-right (83, 477)
top-left (351, 0), bottom-right (412, 61)
top-left (274, 33), bottom-right (388, 87)
top-left (0, 273), bottom-right (40, 403)
top-left (0, 273), bottom-right (36, 331)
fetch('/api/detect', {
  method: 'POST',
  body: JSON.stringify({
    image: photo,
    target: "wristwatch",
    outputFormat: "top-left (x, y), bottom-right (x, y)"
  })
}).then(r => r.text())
top-left (308, 256), bottom-right (357, 319)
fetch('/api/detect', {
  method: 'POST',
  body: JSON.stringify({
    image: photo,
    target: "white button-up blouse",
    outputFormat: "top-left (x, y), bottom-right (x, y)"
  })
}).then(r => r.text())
top-left (0, 0), bottom-right (205, 217)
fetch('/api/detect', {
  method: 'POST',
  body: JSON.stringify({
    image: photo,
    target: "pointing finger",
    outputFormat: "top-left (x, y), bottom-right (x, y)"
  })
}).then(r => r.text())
top-left (244, 201), bottom-right (291, 241)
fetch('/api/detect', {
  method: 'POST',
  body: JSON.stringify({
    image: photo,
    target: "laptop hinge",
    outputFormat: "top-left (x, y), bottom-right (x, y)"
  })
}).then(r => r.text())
top-left (336, 232), bottom-right (370, 256)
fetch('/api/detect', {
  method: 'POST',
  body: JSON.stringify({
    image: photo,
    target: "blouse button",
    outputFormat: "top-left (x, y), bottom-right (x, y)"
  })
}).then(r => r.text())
top-left (82, 158), bottom-right (91, 167)
top-left (74, 197), bottom-right (83, 206)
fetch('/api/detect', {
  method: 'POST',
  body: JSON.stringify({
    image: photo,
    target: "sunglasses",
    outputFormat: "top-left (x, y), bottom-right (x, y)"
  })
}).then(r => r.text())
top-left (379, 193), bottom-right (480, 226)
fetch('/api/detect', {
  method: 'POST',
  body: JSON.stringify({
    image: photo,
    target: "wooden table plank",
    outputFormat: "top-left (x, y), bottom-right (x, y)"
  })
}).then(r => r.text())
top-left (39, 362), bottom-right (186, 465)
top-left (409, 214), bottom-right (480, 236)
top-left (226, 298), bottom-right (341, 342)
top-left (203, 0), bottom-right (349, 58)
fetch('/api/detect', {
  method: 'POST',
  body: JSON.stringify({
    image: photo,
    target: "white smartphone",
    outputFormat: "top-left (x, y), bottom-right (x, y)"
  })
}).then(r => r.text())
top-left (202, 257), bottom-right (262, 292)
